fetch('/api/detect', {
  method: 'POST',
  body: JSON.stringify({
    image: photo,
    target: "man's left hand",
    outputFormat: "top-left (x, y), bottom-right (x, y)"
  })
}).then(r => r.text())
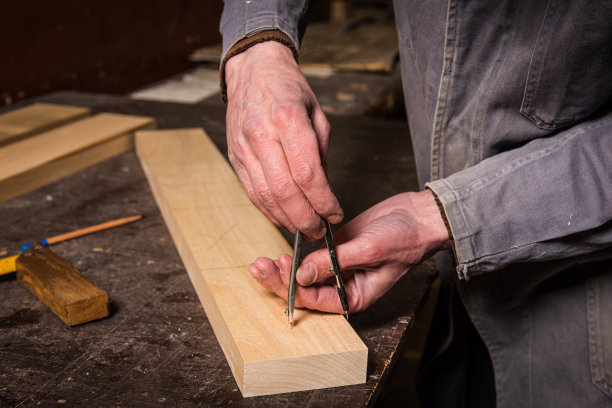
top-left (248, 190), bottom-right (451, 314)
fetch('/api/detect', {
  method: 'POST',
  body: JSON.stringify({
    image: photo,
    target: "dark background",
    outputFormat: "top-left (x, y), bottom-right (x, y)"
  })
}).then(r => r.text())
top-left (0, 0), bottom-right (353, 108)
top-left (1, 1), bottom-right (224, 107)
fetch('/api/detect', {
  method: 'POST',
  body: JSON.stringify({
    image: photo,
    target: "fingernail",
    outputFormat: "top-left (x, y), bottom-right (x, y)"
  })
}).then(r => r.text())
top-left (329, 212), bottom-right (343, 224)
top-left (253, 259), bottom-right (268, 279)
top-left (251, 263), bottom-right (265, 280)
top-left (297, 263), bottom-right (316, 286)
top-left (248, 264), bottom-right (261, 281)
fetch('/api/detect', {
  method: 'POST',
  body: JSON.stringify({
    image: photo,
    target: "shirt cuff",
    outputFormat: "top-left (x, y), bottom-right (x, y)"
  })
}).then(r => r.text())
top-left (219, 29), bottom-right (298, 103)
top-left (428, 187), bottom-right (459, 267)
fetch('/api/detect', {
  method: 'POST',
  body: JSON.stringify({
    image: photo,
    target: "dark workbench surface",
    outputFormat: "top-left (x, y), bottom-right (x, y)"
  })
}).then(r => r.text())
top-left (0, 92), bottom-right (436, 407)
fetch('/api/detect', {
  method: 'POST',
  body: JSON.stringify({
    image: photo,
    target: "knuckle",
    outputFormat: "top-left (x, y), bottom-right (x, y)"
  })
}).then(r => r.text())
top-left (228, 151), bottom-right (241, 169)
top-left (349, 290), bottom-right (368, 313)
top-left (306, 290), bottom-right (323, 310)
top-left (293, 161), bottom-right (318, 188)
top-left (361, 240), bottom-right (384, 264)
top-left (271, 104), bottom-right (298, 127)
top-left (297, 294), bottom-right (312, 310)
top-left (253, 184), bottom-right (276, 209)
top-left (259, 192), bottom-right (276, 209)
top-left (243, 117), bottom-right (266, 141)
top-left (233, 133), bottom-right (251, 153)
top-left (316, 199), bottom-right (337, 219)
top-left (348, 290), bottom-right (362, 312)
top-left (320, 119), bottom-right (331, 139)
top-left (269, 175), bottom-right (296, 203)
top-left (300, 222), bottom-right (323, 239)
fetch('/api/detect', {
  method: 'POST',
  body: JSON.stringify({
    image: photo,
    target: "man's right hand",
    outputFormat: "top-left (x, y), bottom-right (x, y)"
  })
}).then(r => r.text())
top-left (224, 41), bottom-right (343, 239)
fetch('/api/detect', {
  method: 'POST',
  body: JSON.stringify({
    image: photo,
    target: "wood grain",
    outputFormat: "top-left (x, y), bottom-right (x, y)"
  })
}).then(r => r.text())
top-left (298, 21), bottom-right (398, 73)
top-left (0, 112), bottom-right (154, 202)
top-left (0, 103), bottom-right (90, 146)
top-left (16, 244), bottom-right (109, 326)
top-left (136, 128), bottom-right (367, 397)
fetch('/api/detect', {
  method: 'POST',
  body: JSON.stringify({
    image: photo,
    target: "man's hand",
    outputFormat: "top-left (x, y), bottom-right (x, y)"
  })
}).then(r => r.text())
top-left (248, 190), bottom-right (451, 313)
top-left (225, 41), bottom-right (343, 239)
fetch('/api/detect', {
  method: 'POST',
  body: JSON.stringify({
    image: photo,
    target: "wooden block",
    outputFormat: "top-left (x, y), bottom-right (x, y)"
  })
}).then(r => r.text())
top-left (136, 128), bottom-right (367, 397)
top-left (0, 103), bottom-right (90, 146)
top-left (15, 244), bottom-right (109, 326)
top-left (0, 112), bottom-right (155, 202)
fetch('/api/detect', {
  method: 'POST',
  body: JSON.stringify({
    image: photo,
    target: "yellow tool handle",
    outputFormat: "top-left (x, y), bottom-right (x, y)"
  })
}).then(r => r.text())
top-left (0, 255), bottom-right (19, 275)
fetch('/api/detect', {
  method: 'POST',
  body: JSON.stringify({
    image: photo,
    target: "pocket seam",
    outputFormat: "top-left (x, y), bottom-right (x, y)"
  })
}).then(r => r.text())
top-left (587, 277), bottom-right (612, 398)
top-left (520, 0), bottom-right (555, 129)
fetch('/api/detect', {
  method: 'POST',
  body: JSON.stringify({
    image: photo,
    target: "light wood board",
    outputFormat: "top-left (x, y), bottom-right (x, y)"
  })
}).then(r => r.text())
top-left (135, 128), bottom-right (367, 397)
top-left (0, 113), bottom-right (155, 202)
top-left (131, 67), bottom-right (220, 104)
top-left (298, 21), bottom-right (398, 73)
top-left (0, 103), bottom-right (90, 146)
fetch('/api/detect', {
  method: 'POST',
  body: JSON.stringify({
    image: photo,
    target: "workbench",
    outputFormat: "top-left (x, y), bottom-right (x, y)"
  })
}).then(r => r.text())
top-left (0, 92), bottom-right (436, 407)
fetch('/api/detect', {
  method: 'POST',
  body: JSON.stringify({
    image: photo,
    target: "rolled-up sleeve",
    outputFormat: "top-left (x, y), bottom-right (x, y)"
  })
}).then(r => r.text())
top-left (220, 0), bottom-right (310, 61)
top-left (427, 114), bottom-right (612, 280)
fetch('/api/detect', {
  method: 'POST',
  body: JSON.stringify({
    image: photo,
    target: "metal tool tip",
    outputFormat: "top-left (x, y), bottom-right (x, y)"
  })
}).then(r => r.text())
top-left (344, 312), bottom-right (349, 321)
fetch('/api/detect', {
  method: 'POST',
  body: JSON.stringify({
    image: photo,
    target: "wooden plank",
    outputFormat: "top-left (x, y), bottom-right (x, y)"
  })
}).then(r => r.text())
top-left (188, 42), bottom-right (222, 65)
top-left (135, 128), bottom-right (367, 397)
top-left (0, 112), bottom-right (155, 202)
top-left (0, 103), bottom-right (90, 146)
top-left (131, 67), bottom-right (220, 103)
top-left (298, 21), bottom-right (398, 73)
top-left (16, 243), bottom-right (109, 326)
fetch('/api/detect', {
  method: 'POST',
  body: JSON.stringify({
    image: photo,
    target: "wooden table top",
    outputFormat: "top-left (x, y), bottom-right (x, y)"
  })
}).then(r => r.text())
top-left (0, 91), bottom-right (435, 407)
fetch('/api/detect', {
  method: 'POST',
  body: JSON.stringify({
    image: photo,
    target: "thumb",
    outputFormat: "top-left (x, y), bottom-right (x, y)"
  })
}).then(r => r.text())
top-left (297, 236), bottom-right (375, 286)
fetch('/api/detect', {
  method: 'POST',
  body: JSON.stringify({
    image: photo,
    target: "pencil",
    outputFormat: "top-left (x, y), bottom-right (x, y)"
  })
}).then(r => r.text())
top-left (21, 215), bottom-right (143, 250)
top-left (0, 215), bottom-right (143, 276)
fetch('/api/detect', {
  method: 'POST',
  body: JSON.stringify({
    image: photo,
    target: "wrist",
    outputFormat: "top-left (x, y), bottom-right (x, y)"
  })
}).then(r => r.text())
top-left (225, 41), bottom-right (297, 88)
top-left (220, 30), bottom-right (298, 103)
top-left (382, 190), bottom-right (451, 254)
top-left (413, 190), bottom-right (452, 252)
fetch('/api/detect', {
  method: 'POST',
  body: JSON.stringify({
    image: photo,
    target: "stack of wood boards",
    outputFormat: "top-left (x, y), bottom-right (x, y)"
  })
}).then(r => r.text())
top-left (136, 128), bottom-right (368, 397)
top-left (0, 103), bottom-right (155, 202)
top-left (0, 103), bottom-right (90, 146)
